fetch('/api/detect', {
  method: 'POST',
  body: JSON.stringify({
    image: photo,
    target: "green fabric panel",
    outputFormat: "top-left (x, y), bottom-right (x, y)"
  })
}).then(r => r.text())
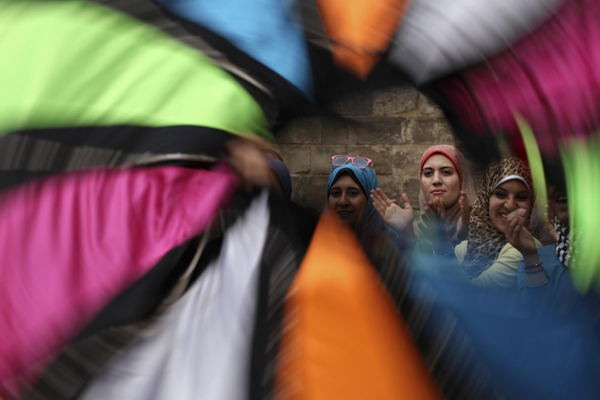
top-left (561, 140), bottom-right (600, 294)
top-left (0, 0), bottom-right (271, 140)
top-left (516, 116), bottom-right (547, 213)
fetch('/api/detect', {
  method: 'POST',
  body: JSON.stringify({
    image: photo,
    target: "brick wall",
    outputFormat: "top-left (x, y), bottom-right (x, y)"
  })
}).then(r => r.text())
top-left (275, 85), bottom-right (485, 211)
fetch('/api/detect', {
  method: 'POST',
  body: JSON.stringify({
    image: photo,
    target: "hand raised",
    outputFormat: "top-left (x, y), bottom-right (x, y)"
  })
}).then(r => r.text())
top-left (370, 188), bottom-right (414, 232)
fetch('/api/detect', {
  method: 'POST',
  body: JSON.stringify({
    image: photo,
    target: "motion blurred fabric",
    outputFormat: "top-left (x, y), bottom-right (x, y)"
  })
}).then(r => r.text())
top-left (0, 125), bottom-right (235, 192)
top-left (88, 0), bottom-right (280, 126)
top-left (79, 192), bottom-right (270, 400)
top-left (0, 165), bottom-right (236, 396)
top-left (275, 213), bottom-right (442, 400)
top-left (435, 0), bottom-right (600, 156)
top-left (154, 0), bottom-right (313, 98)
top-left (266, 158), bottom-right (293, 200)
top-left (314, 0), bottom-right (410, 78)
top-left (390, 0), bottom-right (564, 84)
top-left (0, 1), bottom-right (269, 139)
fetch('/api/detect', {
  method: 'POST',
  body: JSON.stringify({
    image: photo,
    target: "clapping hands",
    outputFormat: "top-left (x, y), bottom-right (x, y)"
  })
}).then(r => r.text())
top-left (505, 208), bottom-right (537, 257)
top-left (421, 191), bottom-right (471, 242)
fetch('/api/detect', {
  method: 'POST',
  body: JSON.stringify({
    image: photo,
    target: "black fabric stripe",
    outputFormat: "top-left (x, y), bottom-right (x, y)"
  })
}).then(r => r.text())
top-left (0, 126), bottom-right (230, 190)
top-left (75, 236), bottom-right (202, 340)
top-left (8, 125), bottom-right (234, 155)
top-left (249, 195), bottom-right (318, 400)
top-left (0, 171), bottom-right (53, 191)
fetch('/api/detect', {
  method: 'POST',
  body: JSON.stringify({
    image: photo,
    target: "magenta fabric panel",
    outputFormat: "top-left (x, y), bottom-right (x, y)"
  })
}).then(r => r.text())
top-left (438, 0), bottom-right (600, 155)
top-left (0, 165), bottom-right (236, 391)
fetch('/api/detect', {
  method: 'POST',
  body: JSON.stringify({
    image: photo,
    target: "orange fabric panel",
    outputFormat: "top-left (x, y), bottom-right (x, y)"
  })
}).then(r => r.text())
top-left (275, 214), bottom-right (442, 400)
top-left (315, 0), bottom-right (410, 78)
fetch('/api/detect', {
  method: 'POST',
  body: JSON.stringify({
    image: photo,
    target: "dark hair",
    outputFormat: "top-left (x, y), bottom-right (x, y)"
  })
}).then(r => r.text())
top-left (543, 158), bottom-right (567, 194)
top-left (330, 170), bottom-right (367, 198)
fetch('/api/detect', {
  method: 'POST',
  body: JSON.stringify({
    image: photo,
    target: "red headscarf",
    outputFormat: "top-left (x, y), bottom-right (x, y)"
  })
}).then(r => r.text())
top-left (417, 145), bottom-right (475, 240)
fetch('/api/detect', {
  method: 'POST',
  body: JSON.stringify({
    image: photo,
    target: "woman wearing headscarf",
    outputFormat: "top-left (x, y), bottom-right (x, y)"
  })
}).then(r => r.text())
top-left (436, 157), bottom-right (543, 290)
top-left (326, 155), bottom-right (392, 239)
top-left (371, 145), bottom-right (475, 247)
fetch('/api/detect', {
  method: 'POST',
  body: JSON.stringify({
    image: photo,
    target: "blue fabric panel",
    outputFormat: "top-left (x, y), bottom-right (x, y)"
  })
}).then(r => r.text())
top-left (156, 0), bottom-right (313, 98)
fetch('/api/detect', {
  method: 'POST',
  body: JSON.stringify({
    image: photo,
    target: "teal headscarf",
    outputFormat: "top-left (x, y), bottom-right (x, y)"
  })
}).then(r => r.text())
top-left (326, 164), bottom-right (380, 225)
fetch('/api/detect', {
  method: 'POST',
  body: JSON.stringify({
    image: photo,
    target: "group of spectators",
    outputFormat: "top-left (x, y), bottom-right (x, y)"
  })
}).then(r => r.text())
top-left (325, 145), bottom-right (580, 304)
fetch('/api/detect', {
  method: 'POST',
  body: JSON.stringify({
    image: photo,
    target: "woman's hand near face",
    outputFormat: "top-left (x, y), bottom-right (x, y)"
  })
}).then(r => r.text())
top-left (505, 208), bottom-right (538, 258)
top-left (370, 188), bottom-right (414, 234)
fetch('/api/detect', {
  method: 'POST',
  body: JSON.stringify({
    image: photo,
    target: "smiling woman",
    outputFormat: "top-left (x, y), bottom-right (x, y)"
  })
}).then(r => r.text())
top-left (328, 172), bottom-right (369, 229)
top-left (326, 159), bottom-right (383, 235)
top-left (449, 158), bottom-right (543, 290)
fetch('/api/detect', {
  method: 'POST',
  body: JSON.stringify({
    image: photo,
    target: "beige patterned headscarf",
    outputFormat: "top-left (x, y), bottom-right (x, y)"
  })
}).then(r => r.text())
top-left (461, 157), bottom-right (534, 280)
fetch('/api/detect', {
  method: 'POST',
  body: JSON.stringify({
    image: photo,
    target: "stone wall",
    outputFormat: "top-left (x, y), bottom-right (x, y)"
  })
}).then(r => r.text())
top-left (275, 85), bottom-right (484, 211)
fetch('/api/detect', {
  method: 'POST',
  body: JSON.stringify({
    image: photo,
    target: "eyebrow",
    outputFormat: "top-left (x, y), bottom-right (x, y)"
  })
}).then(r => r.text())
top-left (331, 185), bottom-right (359, 191)
top-left (423, 165), bottom-right (454, 170)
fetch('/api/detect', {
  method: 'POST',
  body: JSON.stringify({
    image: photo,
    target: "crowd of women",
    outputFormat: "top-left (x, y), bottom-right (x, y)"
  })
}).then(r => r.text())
top-left (324, 145), bottom-right (583, 305)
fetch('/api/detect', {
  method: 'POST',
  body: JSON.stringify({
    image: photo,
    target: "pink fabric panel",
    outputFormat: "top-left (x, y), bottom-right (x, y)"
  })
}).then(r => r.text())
top-left (0, 166), bottom-right (236, 390)
top-left (438, 0), bottom-right (600, 155)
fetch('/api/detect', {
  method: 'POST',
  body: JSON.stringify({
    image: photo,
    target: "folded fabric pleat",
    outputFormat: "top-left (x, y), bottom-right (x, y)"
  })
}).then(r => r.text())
top-left (79, 192), bottom-right (270, 400)
top-left (0, 165), bottom-right (236, 395)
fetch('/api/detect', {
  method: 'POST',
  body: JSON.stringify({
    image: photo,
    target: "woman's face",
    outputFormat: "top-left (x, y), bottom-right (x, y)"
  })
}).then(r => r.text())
top-left (328, 175), bottom-right (368, 230)
top-left (489, 179), bottom-right (531, 233)
top-left (548, 186), bottom-right (569, 226)
top-left (421, 154), bottom-right (461, 208)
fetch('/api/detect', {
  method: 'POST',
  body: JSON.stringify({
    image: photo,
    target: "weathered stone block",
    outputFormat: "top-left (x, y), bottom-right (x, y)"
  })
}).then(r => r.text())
top-left (373, 85), bottom-right (419, 116)
top-left (417, 93), bottom-right (445, 117)
top-left (293, 117), bottom-right (322, 144)
top-left (393, 145), bottom-right (432, 178)
top-left (274, 122), bottom-right (295, 144)
top-left (329, 91), bottom-right (373, 115)
top-left (405, 119), bottom-right (455, 145)
top-left (348, 117), bottom-right (405, 145)
top-left (346, 145), bottom-right (393, 175)
top-left (290, 174), bottom-right (304, 205)
top-left (402, 178), bottom-right (422, 209)
top-left (321, 117), bottom-right (350, 144)
top-left (303, 175), bottom-right (329, 210)
top-left (278, 145), bottom-right (310, 174)
top-left (375, 175), bottom-right (403, 202)
top-left (274, 118), bottom-right (321, 144)
top-left (310, 145), bottom-right (348, 175)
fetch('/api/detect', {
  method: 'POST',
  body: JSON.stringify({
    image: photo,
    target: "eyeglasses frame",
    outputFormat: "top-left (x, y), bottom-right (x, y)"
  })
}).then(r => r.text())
top-left (331, 155), bottom-right (374, 170)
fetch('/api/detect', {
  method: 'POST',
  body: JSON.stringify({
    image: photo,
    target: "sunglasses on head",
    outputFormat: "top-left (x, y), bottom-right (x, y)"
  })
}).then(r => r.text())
top-left (331, 155), bottom-right (373, 170)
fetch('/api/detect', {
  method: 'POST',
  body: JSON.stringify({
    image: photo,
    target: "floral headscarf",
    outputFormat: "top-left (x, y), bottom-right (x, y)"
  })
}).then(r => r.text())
top-left (462, 157), bottom-right (534, 280)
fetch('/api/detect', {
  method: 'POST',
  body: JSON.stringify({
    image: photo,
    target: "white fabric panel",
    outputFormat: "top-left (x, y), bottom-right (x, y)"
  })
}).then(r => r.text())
top-left (81, 191), bottom-right (270, 400)
top-left (390, 0), bottom-right (564, 84)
